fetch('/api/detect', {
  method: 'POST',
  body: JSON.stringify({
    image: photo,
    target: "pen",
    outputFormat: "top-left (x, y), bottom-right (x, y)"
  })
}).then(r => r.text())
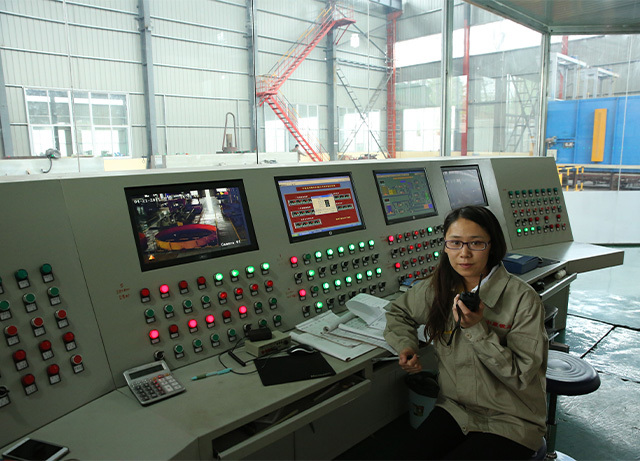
top-left (191, 367), bottom-right (233, 381)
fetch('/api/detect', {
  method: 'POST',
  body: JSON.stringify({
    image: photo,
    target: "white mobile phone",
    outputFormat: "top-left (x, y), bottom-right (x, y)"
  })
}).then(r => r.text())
top-left (2, 438), bottom-right (69, 461)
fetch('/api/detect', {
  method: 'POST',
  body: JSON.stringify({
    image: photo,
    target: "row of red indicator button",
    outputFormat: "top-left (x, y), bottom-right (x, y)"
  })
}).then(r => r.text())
top-left (387, 227), bottom-right (442, 244)
top-left (18, 355), bottom-right (84, 394)
top-left (3, 318), bottom-right (72, 341)
top-left (148, 307), bottom-right (253, 340)
top-left (141, 280), bottom-right (275, 302)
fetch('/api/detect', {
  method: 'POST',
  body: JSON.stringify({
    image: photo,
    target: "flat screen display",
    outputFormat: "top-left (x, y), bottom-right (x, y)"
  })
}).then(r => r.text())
top-left (125, 180), bottom-right (258, 271)
top-left (275, 173), bottom-right (365, 242)
top-left (441, 165), bottom-right (488, 209)
top-left (373, 169), bottom-right (437, 224)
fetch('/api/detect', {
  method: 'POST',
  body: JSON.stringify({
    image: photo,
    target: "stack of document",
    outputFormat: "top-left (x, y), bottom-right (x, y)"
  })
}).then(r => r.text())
top-left (291, 293), bottom-right (396, 361)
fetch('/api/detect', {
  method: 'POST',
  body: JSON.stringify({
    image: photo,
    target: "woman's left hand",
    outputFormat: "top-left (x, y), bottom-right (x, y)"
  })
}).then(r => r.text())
top-left (453, 294), bottom-right (485, 328)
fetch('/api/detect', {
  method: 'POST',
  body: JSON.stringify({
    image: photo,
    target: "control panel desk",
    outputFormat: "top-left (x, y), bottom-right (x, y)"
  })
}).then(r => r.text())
top-left (4, 347), bottom-right (417, 461)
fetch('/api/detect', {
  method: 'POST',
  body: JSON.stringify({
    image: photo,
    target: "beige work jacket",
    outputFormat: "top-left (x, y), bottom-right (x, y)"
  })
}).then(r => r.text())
top-left (384, 263), bottom-right (548, 451)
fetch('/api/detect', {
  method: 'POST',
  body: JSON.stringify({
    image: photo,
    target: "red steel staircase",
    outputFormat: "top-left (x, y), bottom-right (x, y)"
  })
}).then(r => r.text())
top-left (256, 4), bottom-right (355, 161)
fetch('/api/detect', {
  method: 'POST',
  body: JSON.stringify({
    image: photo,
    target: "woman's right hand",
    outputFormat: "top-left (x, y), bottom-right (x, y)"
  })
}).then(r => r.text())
top-left (399, 348), bottom-right (422, 374)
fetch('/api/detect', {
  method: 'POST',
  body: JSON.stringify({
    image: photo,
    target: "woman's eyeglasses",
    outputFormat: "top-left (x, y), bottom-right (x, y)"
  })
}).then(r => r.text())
top-left (444, 240), bottom-right (490, 251)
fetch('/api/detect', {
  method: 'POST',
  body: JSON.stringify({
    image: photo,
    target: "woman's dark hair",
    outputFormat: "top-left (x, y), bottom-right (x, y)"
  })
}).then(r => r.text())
top-left (424, 205), bottom-right (507, 344)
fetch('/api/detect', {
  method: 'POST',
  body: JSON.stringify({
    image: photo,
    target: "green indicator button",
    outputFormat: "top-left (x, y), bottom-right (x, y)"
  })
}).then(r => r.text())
top-left (311, 285), bottom-right (319, 292)
top-left (0, 300), bottom-right (10, 311)
top-left (246, 266), bottom-right (255, 274)
top-left (202, 295), bottom-right (211, 303)
top-left (145, 308), bottom-right (155, 318)
top-left (183, 300), bottom-right (193, 308)
top-left (15, 269), bottom-right (28, 281)
top-left (356, 273), bottom-right (363, 280)
top-left (366, 270), bottom-right (373, 277)
top-left (345, 276), bottom-right (353, 284)
top-left (427, 227), bottom-right (433, 233)
top-left (261, 262), bottom-right (270, 271)
top-left (231, 269), bottom-right (240, 277)
top-left (307, 269), bottom-right (316, 277)
top-left (193, 339), bottom-right (203, 348)
top-left (174, 345), bottom-right (184, 354)
top-left (337, 246), bottom-right (345, 254)
top-left (303, 253), bottom-right (312, 260)
top-left (23, 293), bottom-right (36, 303)
top-left (358, 241), bottom-right (365, 249)
top-left (228, 328), bottom-right (237, 337)
top-left (326, 249), bottom-right (334, 256)
top-left (255, 301), bottom-right (263, 309)
top-left (348, 244), bottom-right (356, 251)
top-left (40, 264), bottom-right (53, 275)
top-left (164, 304), bottom-right (174, 313)
top-left (368, 239), bottom-right (375, 247)
top-left (315, 301), bottom-right (323, 309)
top-left (322, 282), bottom-right (330, 290)
top-left (334, 280), bottom-right (342, 287)
top-left (269, 297), bottom-right (278, 305)
top-left (210, 334), bottom-right (220, 342)
top-left (274, 315), bottom-right (282, 323)
top-left (376, 268), bottom-right (382, 275)
top-left (215, 273), bottom-right (224, 281)
top-left (258, 319), bottom-right (267, 327)
top-left (314, 251), bottom-right (322, 259)
top-left (48, 287), bottom-right (60, 297)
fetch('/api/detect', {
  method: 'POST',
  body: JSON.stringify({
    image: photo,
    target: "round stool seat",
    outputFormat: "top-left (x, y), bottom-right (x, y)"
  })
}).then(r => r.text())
top-left (546, 350), bottom-right (601, 396)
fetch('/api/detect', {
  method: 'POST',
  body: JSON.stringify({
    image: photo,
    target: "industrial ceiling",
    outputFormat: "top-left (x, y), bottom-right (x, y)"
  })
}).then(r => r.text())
top-left (465, 0), bottom-right (640, 35)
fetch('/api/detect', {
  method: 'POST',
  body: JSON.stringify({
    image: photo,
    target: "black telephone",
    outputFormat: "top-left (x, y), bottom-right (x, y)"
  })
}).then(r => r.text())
top-left (459, 273), bottom-right (483, 312)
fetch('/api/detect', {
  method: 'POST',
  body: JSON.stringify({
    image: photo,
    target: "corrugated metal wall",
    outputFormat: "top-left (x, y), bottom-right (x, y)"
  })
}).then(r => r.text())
top-left (0, 0), bottom-right (391, 158)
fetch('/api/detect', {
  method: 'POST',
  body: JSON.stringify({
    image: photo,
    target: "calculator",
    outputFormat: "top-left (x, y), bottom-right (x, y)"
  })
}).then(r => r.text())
top-left (123, 360), bottom-right (185, 406)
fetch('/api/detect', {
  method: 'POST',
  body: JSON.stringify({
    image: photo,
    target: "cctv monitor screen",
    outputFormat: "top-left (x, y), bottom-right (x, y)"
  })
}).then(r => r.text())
top-left (125, 180), bottom-right (258, 271)
top-left (275, 173), bottom-right (365, 243)
top-left (373, 169), bottom-right (437, 224)
top-left (441, 165), bottom-right (488, 209)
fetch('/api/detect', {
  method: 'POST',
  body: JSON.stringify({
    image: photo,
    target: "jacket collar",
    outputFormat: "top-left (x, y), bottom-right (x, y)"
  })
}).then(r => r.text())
top-left (478, 263), bottom-right (510, 310)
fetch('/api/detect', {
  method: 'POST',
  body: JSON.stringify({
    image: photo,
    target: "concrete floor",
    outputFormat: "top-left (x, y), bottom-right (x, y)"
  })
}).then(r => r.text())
top-left (336, 246), bottom-right (640, 461)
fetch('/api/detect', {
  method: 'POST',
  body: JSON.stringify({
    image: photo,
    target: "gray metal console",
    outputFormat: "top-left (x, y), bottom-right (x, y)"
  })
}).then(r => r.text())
top-left (0, 157), bottom-right (622, 459)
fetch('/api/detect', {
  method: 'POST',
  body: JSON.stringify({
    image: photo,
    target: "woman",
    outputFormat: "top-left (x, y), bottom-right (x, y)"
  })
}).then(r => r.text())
top-left (384, 205), bottom-right (548, 460)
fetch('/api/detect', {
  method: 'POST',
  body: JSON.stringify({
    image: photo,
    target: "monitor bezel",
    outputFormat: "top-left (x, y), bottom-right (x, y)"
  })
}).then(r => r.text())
top-left (372, 168), bottom-right (438, 225)
top-left (274, 171), bottom-right (366, 244)
top-left (441, 164), bottom-right (489, 209)
top-left (125, 179), bottom-right (259, 272)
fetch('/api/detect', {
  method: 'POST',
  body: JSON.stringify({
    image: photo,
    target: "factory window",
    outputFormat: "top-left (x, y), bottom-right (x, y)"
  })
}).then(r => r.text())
top-left (403, 107), bottom-right (440, 154)
top-left (264, 103), bottom-right (319, 154)
top-left (25, 89), bottom-right (130, 157)
top-left (339, 108), bottom-right (382, 158)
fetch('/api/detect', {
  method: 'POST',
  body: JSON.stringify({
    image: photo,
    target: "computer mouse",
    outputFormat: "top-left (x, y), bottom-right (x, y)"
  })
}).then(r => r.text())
top-left (286, 344), bottom-right (316, 355)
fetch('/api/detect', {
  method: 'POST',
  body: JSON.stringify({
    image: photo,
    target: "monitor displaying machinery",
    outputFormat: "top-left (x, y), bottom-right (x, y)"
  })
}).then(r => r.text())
top-left (125, 180), bottom-right (258, 270)
top-left (373, 169), bottom-right (437, 224)
top-left (275, 173), bottom-right (365, 242)
top-left (441, 165), bottom-right (488, 209)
